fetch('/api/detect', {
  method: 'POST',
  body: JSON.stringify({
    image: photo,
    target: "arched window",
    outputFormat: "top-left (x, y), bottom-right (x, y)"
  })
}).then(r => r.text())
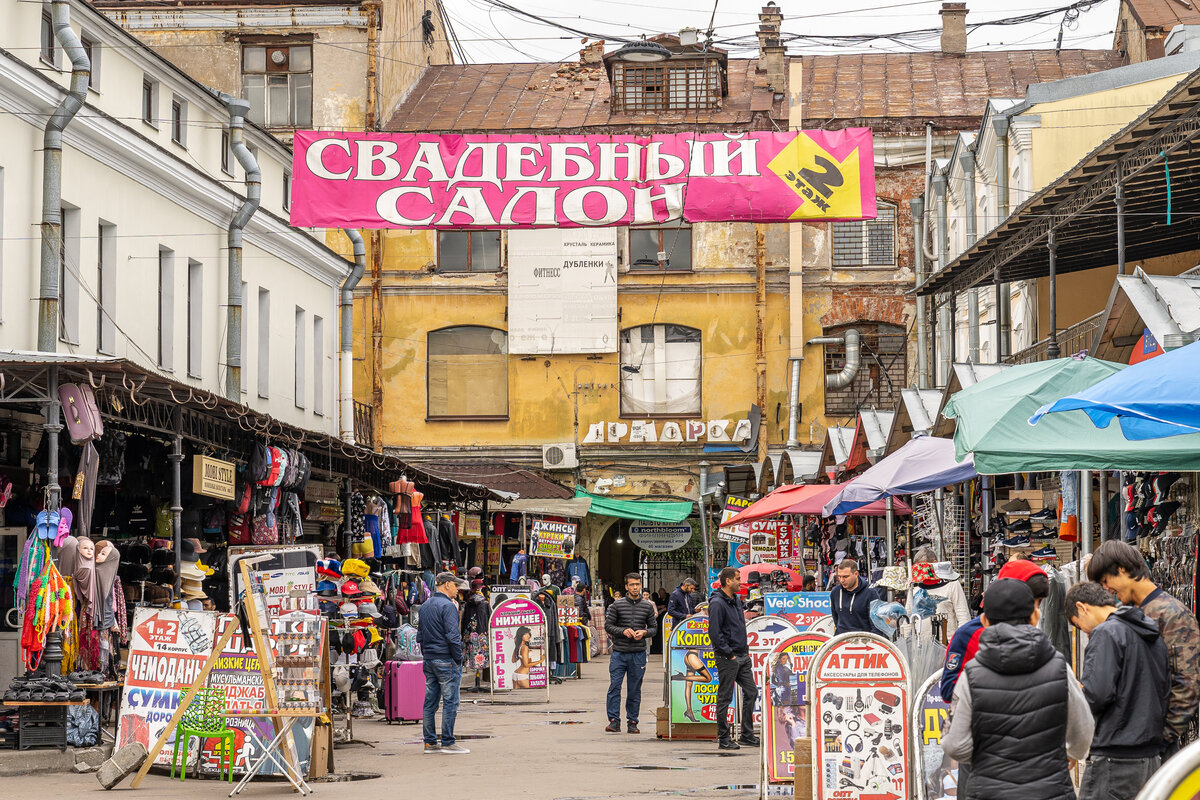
top-left (832, 200), bottom-right (896, 267)
top-left (619, 324), bottom-right (701, 416)
top-left (427, 326), bottom-right (508, 419)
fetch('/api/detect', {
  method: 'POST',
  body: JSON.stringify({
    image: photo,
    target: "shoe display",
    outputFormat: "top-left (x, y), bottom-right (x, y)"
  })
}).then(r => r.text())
top-left (627, 722), bottom-right (640, 734)
top-left (718, 739), bottom-right (741, 751)
top-left (1002, 497), bottom-right (1031, 513)
top-left (1000, 535), bottom-right (1030, 548)
top-left (440, 744), bottom-right (470, 754)
top-left (605, 720), bottom-right (620, 733)
top-left (1030, 546), bottom-right (1056, 561)
top-left (1005, 519), bottom-right (1032, 534)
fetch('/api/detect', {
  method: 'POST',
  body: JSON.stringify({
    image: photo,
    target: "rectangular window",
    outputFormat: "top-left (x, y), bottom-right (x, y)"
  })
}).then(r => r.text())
top-left (619, 324), bottom-right (701, 416)
top-left (40, 10), bottom-right (56, 67)
top-left (629, 221), bottom-right (692, 270)
top-left (313, 316), bottom-right (324, 416)
top-left (427, 327), bottom-right (509, 419)
top-left (157, 247), bottom-right (174, 369)
top-left (294, 306), bottom-right (306, 409)
top-left (97, 221), bottom-right (116, 353)
top-left (832, 202), bottom-right (896, 267)
top-left (221, 130), bottom-right (233, 175)
top-left (58, 206), bottom-right (80, 345)
top-left (257, 288), bottom-right (270, 398)
top-left (239, 280), bottom-right (248, 396)
top-left (80, 33), bottom-right (98, 89)
top-left (823, 323), bottom-right (907, 416)
top-left (437, 231), bottom-right (501, 273)
top-left (170, 95), bottom-right (187, 147)
top-left (283, 171), bottom-right (291, 211)
top-left (141, 77), bottom-right (158, 127)
top-left (187, 260), bottom-right (202, 377)
top-left (613, 60), bottom-right (722, 113)
top-left (242, 44), bottom-right (313, 128)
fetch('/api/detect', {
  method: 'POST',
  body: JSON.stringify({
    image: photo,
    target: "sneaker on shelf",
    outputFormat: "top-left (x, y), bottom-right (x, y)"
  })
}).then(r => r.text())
top-left (1002, 497), bottom-right (1031, 513)
top-left (1000, 535), bottom-right (1031, 548)
top-left (1005, 519), bottom-right (1032, 534)
top-left (440, 744), bottom-right (470, 754)
top-left (1031, 546), bottom-right (1056, 561)
top-left (1030, 508), bottom-right (1057, 522)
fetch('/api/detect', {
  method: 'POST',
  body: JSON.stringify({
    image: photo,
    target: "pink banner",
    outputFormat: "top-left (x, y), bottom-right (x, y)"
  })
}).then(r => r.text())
top-left (290, 130), bottom-right (875, 229)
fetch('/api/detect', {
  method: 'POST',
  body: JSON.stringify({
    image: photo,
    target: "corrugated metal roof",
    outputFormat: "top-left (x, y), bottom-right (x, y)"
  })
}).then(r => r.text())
top-left (1093, 266), bottom-right (1200, 361)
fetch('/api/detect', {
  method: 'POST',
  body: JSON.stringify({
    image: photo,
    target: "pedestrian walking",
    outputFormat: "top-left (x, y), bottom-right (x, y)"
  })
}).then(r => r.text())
top-left (942, 579), bottom-right (1094, 800)
top-left (603, 572), bottom-right (657, 734)
top-left (668, 578), bottom-right (698, 624)
top-left (708, 566), bottom-right (759, 751)
top-left (417, 571), bottom-right (471, 754)
top-left (1066, 581), bottom-right (1169, 800)
top-left (829, 559), bottom-right (880, 635)
top-left (1088, 540), bottom-right (1200, 756)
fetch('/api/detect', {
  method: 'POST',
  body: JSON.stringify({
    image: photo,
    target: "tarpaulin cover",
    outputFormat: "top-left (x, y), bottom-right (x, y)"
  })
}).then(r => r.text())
top-left (944, 356), bottom-right (1200, 473)
top-left (290, 130), bottom-right (876, 229)
top-left (575, 488), bottom-right (693, 523)
top-left (821, 436), bottom-right (976, 517)
top-left (722, 484), bottom-right (911, 527)
top-left (1031, 339), bottom-right (1200, 440)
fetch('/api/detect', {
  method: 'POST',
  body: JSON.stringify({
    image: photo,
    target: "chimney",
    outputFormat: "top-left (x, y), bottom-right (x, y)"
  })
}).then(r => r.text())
top-left (940, 3), bottom-right (967, 56)
top-left (757, 3), bottom-right (786, 92)
top-left (580, 39), bottom-right (605, 66)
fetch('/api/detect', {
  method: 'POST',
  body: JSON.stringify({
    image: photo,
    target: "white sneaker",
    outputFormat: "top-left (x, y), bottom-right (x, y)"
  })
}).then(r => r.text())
top-left (440, 744), bottom-right (470, 754)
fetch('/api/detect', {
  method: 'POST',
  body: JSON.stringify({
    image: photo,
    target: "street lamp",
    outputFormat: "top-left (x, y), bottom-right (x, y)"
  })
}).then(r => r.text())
top-left (611, 38), bottom-right (672, 63)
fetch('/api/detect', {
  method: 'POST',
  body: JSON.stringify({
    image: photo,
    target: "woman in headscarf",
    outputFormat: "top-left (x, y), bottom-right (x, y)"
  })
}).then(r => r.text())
top-left (907, 545), bottom-right (970, 640)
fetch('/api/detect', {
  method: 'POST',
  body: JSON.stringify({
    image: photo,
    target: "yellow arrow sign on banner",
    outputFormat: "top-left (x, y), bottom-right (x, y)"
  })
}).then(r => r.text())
top-left (767, 132), bottom-right (866, 221)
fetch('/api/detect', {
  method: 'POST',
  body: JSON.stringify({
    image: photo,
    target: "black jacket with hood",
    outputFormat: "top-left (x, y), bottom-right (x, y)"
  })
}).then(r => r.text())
top-left (708, 589), bottom-right (749, 659)
top-left (830, 578), bottom-right (880, 636)
top-left (1080, 605), bottom-right (1170, 757)
top-left (667, 585), bottom-right (697, 623)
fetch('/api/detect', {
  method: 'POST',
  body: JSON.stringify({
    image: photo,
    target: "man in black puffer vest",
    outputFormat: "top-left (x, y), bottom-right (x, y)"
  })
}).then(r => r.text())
top-left (943, 579), bottom-right (1094, 800)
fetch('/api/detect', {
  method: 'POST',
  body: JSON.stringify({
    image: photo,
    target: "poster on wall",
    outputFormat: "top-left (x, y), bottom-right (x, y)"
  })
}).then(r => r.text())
top-left (749, 530), bottom-right (777, 564)
top-left (668, 615), bottom-right (735, 728)
top-left (912, 672), bottom-right (955, 800)
top-left (490, 597), bottom-right (550, 700)
top-left (718, 497), bottom-right (753, 543)
top-left (765, 593), bottom-right (833, 631)
top-left (808, 633), bottom-right (911, 800)
top-left (557, 594), bottom-right (580, 625)
top-left (630, 522), bottom-right (693, 553)
top-left (746, 615), bottom-right (800, 726)
top-left (228, 545), bottom-right (321, 616)
top-left (528, 519), bottom-right (577, 559)
top-left (117, 608), bottom-right (217, 766)
top-left (763, 631), bottom-right (830, 785)
top-left (508, 228), bottom-right (617, 354)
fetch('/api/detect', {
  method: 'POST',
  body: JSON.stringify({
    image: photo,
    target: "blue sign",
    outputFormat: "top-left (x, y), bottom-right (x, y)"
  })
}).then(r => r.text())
top-left (764, 592), bottom-right (832, 630)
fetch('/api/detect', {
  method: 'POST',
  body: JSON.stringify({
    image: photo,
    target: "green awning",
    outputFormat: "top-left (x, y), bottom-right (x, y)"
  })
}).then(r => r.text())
top-left (943, 356), bottom-right (1200, 474)
top-left (575, 488), bottom-right (694, 523)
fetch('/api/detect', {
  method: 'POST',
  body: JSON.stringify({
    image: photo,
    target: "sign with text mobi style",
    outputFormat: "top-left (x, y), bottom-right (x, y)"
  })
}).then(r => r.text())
top-left (766, 592), bottom-right (833, 631)
top-left (528, 519), bottom-right (577, 559)
top-left (746, 615), bottom-right (800, 725)
top-left (763, 631), bottom-right (830, 785)
top-left (668, 614), bottom-right (735, 728)
top-left (808, 634), bottom-right (911, 800)
top-left (718, 496), bottom-right (753, 543)
top-left (291, 131), bottom-right (877, 229)
top-left (118, 608), bottom-right (217, 766)
top-left (490, 597), bottom-right (549, 696)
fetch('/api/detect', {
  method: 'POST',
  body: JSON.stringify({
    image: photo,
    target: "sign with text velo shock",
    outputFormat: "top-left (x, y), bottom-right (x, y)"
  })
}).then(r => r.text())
top-left (668, 614), bottom-right (735, 728)
top-left (746, 615), bottom-right (800, 726)
top-left (490, 597), bottom-right (549, 699)
top-left (291, 131), bottom-right (876, 229)
top-left (766, 592), bottom-right (833, 631)
top-left (529, 519), bottom-right (577, 559)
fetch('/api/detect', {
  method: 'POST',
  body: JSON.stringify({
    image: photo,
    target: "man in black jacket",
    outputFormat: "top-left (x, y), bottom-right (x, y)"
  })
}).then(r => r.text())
top-left (1067, 581), bottom-right (1169, 800)
top-left (668, 578), bottom-right (698, 625)
top-left (709, 567), bottom-right (759, 751)
top-left (603, 572), bottom-right (657, 734)
top-left (829, 559), bottom-right (880, 635)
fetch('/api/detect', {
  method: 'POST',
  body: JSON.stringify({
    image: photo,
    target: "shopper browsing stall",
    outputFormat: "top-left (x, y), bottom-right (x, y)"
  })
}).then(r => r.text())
top-left (417, 571), bottom-right (470, 755)
top-left (708, 567), bottom-right (759, 752)
top-left (829, 559), bottom-right (880, 635)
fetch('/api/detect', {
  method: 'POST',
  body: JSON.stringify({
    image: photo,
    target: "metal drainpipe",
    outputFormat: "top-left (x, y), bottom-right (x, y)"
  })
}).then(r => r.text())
top-left (341, 230), bottom-right (366, 443)
top-left (807, 330), bottom-right (861, 390)
top-left (214, 91), bottom-right (261, 401)
top-left (933, 171), bottom-right (951, 385)
top-left (961, 148), bottom-right (980, 362)
top-left (38, 0), bottom-right (90, 352)
top-left (910, 198), bottom-right (931, 389)
top-left (993, 115), bottom-right (1012, 359)
top-left (785, 359), bottom-right (802, 448)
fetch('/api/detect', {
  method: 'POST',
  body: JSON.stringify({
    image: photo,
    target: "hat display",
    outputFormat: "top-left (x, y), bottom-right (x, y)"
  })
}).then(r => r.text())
top-left (983, 578), bottom-right (1035, 623)
top-left (339, 602), bottom-right (358, 617)
top-left (341, 579), bottom-right (364, 599)
top-left (356, 601), bottom-right (383, 618)
top-left (436, 571), bottom-right (469, 590)
top-left (876, 566), bottom-right (910, 592)
top-left (359, 579), bottom-right (382, 596)
top-left (316, 580), bottom-right (339, 598)
top-left (342, 558), bottom-right (370, 579)
top-left (317, 559), bottom-right (342, 579)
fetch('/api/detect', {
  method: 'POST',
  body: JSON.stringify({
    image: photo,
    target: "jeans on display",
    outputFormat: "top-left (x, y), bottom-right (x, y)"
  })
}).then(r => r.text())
top-left (606, 650), bottom-right (647, 724)
top-left (1061, 471), bottom-right (1079, 519)
top-left (1077, 755), bottom-right (1160, 800)
top-left (422, 658), bottom-right (462, 746)
top-left (714, 652), bottom-right (758, 742)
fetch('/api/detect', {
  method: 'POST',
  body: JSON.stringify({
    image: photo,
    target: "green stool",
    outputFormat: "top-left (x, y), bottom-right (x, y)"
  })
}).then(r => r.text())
top-left (170, 687), bottom-right (235, 782)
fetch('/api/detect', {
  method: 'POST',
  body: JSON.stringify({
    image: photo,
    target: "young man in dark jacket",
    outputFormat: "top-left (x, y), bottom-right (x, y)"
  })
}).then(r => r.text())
top-left (667, 578), bottom-right (698, 624)
top-left (708, 567), bottom-right (759, 751)
top-left (603, 572), bottom-right (657, 734)
top-left (829, 559), bottom-right (879, 635)
top-left (942, 579), bottom-right (1093, 800)
top-left (1067, 581), bottom-right (1169, 800)
top-left (417, 572), bottom-right (470, 754)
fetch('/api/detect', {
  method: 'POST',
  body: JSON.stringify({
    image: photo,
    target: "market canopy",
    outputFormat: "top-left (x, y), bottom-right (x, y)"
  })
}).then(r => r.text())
top-left (574, 488), bottom-right (693, 524)
top-left (822, 436), bottom-right (976, 517)
top-left (943, 355), bottom-right (1200, 473)
top-left (722, 483), bottom-right (910, 527)
top-left (1031, 339), bottom-right (1200, 440)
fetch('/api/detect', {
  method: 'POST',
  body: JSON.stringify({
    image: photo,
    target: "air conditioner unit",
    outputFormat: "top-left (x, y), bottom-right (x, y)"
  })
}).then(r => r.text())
top-left (542, 442), bottom-right (578, 470)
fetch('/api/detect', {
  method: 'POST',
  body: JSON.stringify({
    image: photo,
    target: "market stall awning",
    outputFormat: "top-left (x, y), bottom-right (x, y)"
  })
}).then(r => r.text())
top-left (943, 355), bottom-right (1200, 473)
top-left (722, 483), bottom-right (911, 527)
top-left (499, 497), bottom-right (592, 517)
top-left (575, 488), bottom-right (693, 523)
top-left (1032, 339), bottom-right (1200, 440)
top-left (1092, 267), bottom-right (1200, 363)
top-left (822, 436), bottom-right (976, 517)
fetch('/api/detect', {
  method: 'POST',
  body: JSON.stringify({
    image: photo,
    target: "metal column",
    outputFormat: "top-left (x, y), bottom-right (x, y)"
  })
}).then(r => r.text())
top-left (41, 366), bottom-right (64, 676)
top-left (1047, 229), bottom-right (1061, 359)
top-left (1098, 471), bottom-right (1110, 542)
top-left (1115, 183), bottom-right (1127, 276)
top-left (1080, 470), bottom-right (1093, 557)
top-left (169, 432), bottom-right (183, 600)
top-left (698, 461), bottom-right (713, 577)
top-left (885, 497), bottom-right (895, 568)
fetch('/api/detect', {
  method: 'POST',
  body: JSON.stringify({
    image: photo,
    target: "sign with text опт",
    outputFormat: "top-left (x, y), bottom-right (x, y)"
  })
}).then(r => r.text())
top-left (766, 592), bottom-right (833, 631)
top-left (490, 597), bottom-right (549, 692)
top-left (290, 131), bottom-right (876, 229)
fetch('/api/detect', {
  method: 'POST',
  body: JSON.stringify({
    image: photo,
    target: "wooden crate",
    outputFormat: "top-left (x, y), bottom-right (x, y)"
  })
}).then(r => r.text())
top-left (654, 706), bottom-right (718, 740)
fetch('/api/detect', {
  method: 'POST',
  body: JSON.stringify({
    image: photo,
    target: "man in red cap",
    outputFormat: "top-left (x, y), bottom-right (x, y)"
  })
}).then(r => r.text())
top-left (939, 559), bottom-right (1049, 702)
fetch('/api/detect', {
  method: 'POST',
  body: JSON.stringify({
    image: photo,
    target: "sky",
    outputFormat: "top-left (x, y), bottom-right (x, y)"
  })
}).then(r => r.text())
top-left (441, 0), bottom-right (1122, 64)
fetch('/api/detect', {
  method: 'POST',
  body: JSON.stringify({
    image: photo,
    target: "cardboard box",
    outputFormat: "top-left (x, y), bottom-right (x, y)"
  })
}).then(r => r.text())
top-left (793, 736), bottom-right (813, 798)
top-left (654, 706), bottom-right (719, 740)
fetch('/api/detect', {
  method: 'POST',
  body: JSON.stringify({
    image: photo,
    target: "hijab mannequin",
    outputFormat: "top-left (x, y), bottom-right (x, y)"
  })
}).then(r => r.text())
top-left (73, 536), bottom-right (97, 626)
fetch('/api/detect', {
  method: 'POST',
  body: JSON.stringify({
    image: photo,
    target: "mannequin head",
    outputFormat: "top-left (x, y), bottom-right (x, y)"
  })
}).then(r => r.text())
top-left (95, 540), bottom-right (114, 563)
top-left (77, 537), bottom-right (95, 561)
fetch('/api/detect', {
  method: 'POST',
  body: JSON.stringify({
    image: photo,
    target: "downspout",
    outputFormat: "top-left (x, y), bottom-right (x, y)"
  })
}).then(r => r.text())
top-left (960, 147), bottom-right (980, 363)
top-left (214, 91), bottom-right (261, 401)
top-left (993, 114), bottom-right (1012, 359)
top-left (341, 230), bottom-right (366, 443)
top-left (754, 224), bottom-right (768, 459)
top-left (933, 170), bottom-right (951, 385)
top-left (910, 198), bottom-right (931, 389)
top-left (38, 0), bottom-right (90, 352)
top-left (807, 329), bottom-right (860, 390)
top-left (785, 359), bottom-right (802, 448)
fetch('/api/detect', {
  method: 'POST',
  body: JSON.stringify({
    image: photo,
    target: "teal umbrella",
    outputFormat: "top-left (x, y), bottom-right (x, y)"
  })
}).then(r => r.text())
top-left (942, 356), bottom-right (1200, 474)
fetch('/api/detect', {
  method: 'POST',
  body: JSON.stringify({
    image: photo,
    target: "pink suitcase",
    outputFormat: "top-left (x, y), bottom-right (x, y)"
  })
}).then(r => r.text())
top-left (383, 660), bottom-right (424, 723)
top-left (58, 383), bottom-right (104, 444)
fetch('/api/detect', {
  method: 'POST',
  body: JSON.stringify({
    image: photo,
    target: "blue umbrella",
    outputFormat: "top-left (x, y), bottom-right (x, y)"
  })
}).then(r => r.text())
top-left (1030, 340), bottom-right (1200, 440)
top-left (821, 436), bottom-right (976, 517)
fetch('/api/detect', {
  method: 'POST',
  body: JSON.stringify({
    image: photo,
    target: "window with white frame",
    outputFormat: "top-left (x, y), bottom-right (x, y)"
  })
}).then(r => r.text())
top-left (221, 129), bottom-right (233, 176)
top-left (831, 200), bottom-right (896, 267)
top-left (294, 306), bottom-right (306, 409)
top-left (141, 76), bottom-right (158, 127)
top-left (619, 324), bottom-right (701, 416)
top-left (97, 221), bottom-right (115, 354)
top-left (242, 44), bottom-right (312, 128)
top-left (187, 260), bottom-right (202, 377)
top-left (170, 95), bottom-right (187, 147)
top-left (40, 8), bottom-right (57, 68)
top-left (426, 326), bottom-right (508, 419)
top-left (157, 247), bottom-right (174, 369)
top-left (257, 288), bottom-right (270, 398)
top-left (313, 316), bottom-right (324, 416)
top-left (80, 32), bottom-right (99, 90)
top-left (58, 206), bottom-right (80, 345)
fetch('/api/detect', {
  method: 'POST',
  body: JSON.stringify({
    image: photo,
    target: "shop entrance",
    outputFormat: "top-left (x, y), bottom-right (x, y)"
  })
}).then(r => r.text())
top-left (596, 520), bottom-right (638, 599)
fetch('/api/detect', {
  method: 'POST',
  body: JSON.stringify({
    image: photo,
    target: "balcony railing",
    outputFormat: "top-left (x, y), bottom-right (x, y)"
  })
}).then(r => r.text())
top-left (1007, 311), bottom-right (1103, 365)
top-left (353, 400), bottom-right (375, 450)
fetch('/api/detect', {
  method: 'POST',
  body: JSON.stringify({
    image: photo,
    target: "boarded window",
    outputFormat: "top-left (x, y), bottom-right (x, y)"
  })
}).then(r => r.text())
top-left (427, 326), bottom-right (508, 418)
top-left (823, 322), bottom-right (906, 417)
top-left (619, 324), bottom-right (701, 416)
top-left (832, 201), bottom-right (896, 267)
